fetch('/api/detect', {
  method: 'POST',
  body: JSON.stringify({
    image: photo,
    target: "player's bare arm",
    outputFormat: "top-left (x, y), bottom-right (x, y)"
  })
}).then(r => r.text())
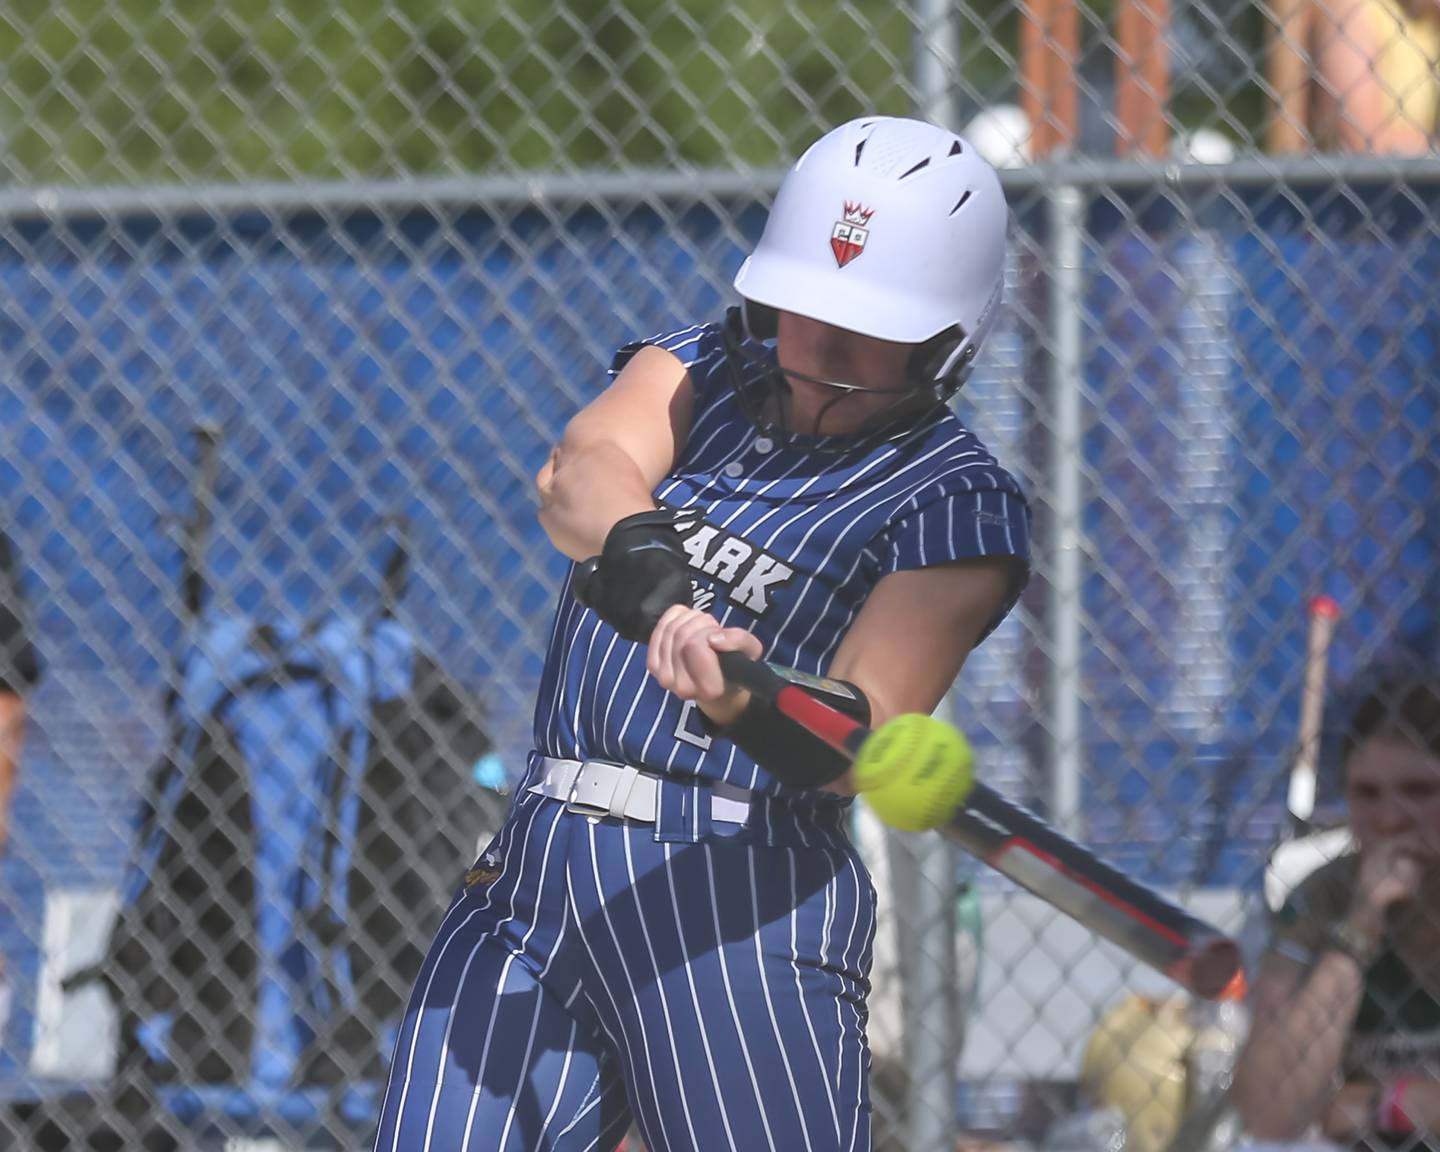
top-left (826, 557), bottom-right (1017, 726)
top-left (536, 343), bottom-right (694, 560)
top-left (1234, 952), bottom-right (1366, 1139)
top-left (1237, 836), bottom-right (1422, 1139)
top-left (383, 117), bottom-right (1036, 1150)
top-left (646, 557), bottom-right (1016, 787)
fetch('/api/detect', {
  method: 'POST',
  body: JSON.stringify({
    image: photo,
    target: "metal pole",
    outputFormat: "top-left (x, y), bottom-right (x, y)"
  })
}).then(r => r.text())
top-left (903, 8), bottom-right (964, 1148)
top-left (1046, 184), bottom-right (1087, 835)
top-left (913, 0), bottom-right (959, 128)
top-left (902, 825), bottom-right (959, 1152)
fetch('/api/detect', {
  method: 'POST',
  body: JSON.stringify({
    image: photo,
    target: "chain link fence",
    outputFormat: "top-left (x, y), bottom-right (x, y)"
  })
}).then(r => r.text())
top-left (0, 1), bottom-right (1437, 1150)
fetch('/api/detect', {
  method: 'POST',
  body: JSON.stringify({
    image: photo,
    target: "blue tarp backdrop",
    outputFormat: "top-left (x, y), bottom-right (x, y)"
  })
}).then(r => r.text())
top-left (0, 186), bottom-right (1436, 1079)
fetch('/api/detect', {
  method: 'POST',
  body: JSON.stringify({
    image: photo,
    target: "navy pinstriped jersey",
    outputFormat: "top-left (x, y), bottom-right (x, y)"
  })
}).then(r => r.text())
top-left (533, 321), bottom-right (1031, 795)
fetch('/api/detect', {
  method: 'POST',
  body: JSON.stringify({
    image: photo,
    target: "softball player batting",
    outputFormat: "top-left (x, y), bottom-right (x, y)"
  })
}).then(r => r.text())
top-left (374, 116), bottom-right (1031, 1152)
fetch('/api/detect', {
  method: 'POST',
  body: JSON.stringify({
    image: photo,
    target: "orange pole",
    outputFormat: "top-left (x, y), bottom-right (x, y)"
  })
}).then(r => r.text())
top-left (1022, 0), bottom-right (1080, 158)
top-left (1114, 0), bottom-right (1172, 157)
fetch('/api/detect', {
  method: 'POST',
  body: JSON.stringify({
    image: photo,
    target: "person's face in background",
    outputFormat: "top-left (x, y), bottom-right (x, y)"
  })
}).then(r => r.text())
top-left (1345, 734), bottom-right (1440, 861)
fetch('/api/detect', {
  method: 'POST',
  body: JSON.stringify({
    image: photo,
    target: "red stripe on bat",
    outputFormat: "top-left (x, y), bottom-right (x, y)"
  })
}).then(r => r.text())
top-left (992, 837), bottom-right (1192, 950)
top-left (773, 684), bottom-right (867, 757)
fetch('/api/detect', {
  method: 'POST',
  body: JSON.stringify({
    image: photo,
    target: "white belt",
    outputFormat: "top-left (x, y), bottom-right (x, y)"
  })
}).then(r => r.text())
top-left (529, 756), bottom-right (752, 825)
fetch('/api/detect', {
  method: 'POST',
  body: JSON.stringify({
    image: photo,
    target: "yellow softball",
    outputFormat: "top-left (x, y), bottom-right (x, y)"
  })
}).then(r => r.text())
top-left (851, 713), bottom-right (975, 832)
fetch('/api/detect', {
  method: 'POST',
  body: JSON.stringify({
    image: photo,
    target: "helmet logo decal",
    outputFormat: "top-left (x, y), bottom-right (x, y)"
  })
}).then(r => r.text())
top-left (831, 201), bottom-right (874, 268)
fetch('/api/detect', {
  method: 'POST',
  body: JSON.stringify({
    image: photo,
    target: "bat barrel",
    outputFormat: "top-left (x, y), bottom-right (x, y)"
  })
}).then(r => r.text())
top-left (562, 593), bottom-right (1244, 999)
top-left (1169, 934), bottom-right (1245, 1001)
top-left (949, 784), bottom-right (1244, 999)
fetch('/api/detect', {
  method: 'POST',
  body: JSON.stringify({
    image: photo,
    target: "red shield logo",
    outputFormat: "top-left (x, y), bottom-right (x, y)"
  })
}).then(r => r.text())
top-left (831, 201), bottom-right (874, 268)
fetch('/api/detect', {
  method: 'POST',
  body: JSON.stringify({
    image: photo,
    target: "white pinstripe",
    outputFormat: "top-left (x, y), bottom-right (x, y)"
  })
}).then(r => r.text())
top-left (540, 590), bottom-right (583, 754)
top-left (380, 796), bottom-right (545, 1152)
top-left (634, 659), bottom-right (679, 768)
top-left (510, 320), bottom-right (1022, 1152)
top-left (701, 842), bottom-right (779, 1149)
top-left (819, 858), bottom-right (844, 1099)
top-left (487, 824), bottom-right (580, 1151)
top-left (945, 490), bottom-right (955, 563)
top-left (575, 823), bottom-right (677, 1152)
top-left (762, 444), bottom-right (988, 647)
top-left (662, 840), bottom-right (742, 1152)
top-left (786, 849), bottom-right (844, 1146)
top-left (531, 1016), bottom-right (582, 1145)
top-left (839, 849), bottom-right (875, 1152)
top-left (428, 802), bottom-right (566, 1152)
top-left (541, 349), bottom-right (1022, 788)
top-left (567, 611), bottom-right (606, 750)
top-left (553, 1061), bottom-right (623, 1143)
top-left (745, 844), bottom-right (818, 1152)
top-left (450, 949), bottom-right (520, 1151)
top-left (618, 831), bottom-right (710, 1152)
top-left (555, 828), bottom-right (658, 1148)
top-left (807, 469), bottom-right (1008, 670)
top-left (591, 631), bottom-right (625, 736)
top-left (621, 660), bottom-right (672, 768)
top-left (585, 1105), bottom-right (636, 1152)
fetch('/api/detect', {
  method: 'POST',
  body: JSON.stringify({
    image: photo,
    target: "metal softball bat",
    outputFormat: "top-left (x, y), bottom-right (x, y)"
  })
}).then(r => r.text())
top-left (571, 557), bottom-right (1242, 999)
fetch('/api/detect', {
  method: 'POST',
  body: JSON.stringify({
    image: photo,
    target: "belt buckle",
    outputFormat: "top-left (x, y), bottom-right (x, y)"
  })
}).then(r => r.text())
top-left (565, 760), bottom-right (618, 819)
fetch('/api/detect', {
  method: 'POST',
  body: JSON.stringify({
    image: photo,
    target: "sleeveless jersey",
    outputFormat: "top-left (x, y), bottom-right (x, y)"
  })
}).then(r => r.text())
top-left (532, 321), bottom-right (1031, 794)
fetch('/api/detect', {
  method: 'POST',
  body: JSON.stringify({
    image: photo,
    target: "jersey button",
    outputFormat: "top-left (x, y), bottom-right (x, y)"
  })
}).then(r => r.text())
top-left (754, 436), bottom-right (774, 454)
top-left (723, 462), bottom-right (744, 478)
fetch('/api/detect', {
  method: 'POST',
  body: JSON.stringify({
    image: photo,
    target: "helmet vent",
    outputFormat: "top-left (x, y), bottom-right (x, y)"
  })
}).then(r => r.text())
top-left (854, 138), bottom-right (868, 165)
top-left (949, 139), bottom-right (964, 156)
top-left (899, 157), bottom-right (931, 179)
top-left (948, 189), bottom-right (974, 216)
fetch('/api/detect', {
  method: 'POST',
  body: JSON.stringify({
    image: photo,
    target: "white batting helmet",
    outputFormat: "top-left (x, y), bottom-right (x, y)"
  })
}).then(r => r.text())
top-left (733, 115), bottom-right (1009, 392)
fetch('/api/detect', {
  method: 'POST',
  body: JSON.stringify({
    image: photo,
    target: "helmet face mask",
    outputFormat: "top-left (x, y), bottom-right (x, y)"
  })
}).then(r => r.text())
top-left (720, 305), bottom-right (945, 444)
top-left (732, 116), bottom-right (1009, 413)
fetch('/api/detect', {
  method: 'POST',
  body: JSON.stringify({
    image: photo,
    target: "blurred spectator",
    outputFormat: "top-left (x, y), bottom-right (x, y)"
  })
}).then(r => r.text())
top-left (1235, 671), bottom-right (1440, 1146)
top-left (1268, 0), bottom-right (1440, 153)
top-left (0, 527), bottom-right (41, 855)
top-left (965, 104), bottom-right (1034, 168)
top-left (1079, 992), bottom-right (1191, 1152)
top-left (1172, 127), bottom-right (1238, 164)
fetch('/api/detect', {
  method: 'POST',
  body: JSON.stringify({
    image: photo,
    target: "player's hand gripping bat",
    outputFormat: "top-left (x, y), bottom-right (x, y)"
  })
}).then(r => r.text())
top-left (570, 559), bottom-right (1242, 1000)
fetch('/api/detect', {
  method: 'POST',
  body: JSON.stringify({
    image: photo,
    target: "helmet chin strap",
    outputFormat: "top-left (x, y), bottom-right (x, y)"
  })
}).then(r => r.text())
top-left (778, 363), bottom-right (934, 439)
top-left (776, 362), bottom-right (916, 396)
top-left (721, 306), bottom-right (940, 441)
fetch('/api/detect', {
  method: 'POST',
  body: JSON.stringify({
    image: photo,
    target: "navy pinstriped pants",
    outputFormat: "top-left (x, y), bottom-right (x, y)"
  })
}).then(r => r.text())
top-left (373, 755), bottom-right (877, 1152)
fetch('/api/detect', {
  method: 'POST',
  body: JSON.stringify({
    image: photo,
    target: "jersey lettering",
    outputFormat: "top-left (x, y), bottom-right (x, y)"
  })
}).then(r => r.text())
top-left (534, 320), bottom-right (1030, 796)
top-left (674, 518), bottom-right (796, 617)
top-left (681, 525), bottom-right (719, 567)
top-left (732, 554), bottom-right (794, 613)
top-left (702, 537), bottom-right (753, 583)
top-left (673, 699), bottom-right (714, 750)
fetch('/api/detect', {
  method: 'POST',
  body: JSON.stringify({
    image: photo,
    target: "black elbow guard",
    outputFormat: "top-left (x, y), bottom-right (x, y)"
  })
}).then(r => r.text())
top-left (708, 666), bottom-right (870, 791)
top-left (576, 507), bottom-right (701, 643)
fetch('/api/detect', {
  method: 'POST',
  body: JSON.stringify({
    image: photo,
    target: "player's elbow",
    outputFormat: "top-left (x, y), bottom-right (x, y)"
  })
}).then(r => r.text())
top-left (536, 438), bottom-right (589, 521)
top-left (535, 447), bottom-right (560, 504)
